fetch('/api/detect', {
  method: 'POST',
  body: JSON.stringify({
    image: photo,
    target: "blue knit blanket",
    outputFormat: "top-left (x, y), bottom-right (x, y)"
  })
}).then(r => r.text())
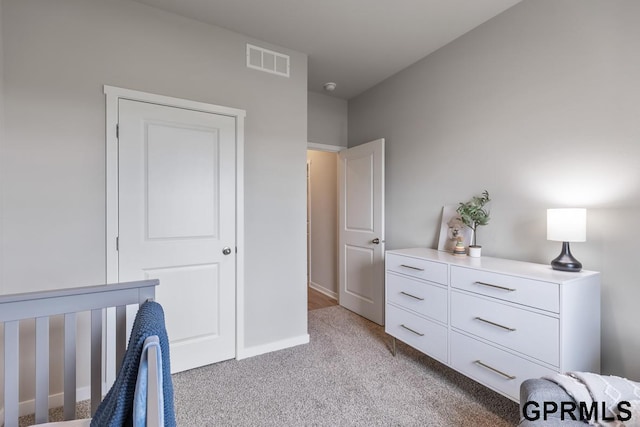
top-left (91, 301), bottom-right (176, 427)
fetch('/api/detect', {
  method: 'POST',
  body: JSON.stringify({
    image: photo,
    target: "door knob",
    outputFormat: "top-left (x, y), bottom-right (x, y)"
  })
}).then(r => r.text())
top-left (372, 238), bottom-right (382, 245)
top-left (222, 247), bottom-right (232, 255)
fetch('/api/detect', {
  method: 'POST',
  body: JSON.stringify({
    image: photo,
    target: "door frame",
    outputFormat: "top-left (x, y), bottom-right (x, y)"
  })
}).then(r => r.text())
top-left (307, 142), bottom-right (343, 153)
top-left (306, 142), bottom-right (343, 301)
top-left (104, 86), bottom-right (246, 375)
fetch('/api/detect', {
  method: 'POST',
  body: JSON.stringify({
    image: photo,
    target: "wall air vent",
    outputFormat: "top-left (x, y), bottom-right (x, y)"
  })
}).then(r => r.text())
top-left (246, 44), bottom-right (290, 78)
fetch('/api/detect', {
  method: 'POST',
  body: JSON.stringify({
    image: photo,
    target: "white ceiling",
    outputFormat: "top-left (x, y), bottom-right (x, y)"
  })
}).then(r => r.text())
top-left (132, 0), bottom-right (522, 99)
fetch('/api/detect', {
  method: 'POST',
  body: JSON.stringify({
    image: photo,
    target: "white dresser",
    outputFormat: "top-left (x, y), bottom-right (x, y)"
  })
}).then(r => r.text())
top-left (385, 248), bottom-right (600, 402)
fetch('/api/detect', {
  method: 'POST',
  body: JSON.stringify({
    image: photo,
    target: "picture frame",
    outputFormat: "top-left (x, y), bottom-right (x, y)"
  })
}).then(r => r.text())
top-left (437, 205), bottom-right (472, 253)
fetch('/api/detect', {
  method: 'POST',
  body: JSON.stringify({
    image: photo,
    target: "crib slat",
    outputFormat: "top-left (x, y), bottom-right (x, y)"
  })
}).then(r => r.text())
top-left (90, 308), bottom-right (103, 415)
top-left (64, 312), bottom-right (77, 420)
top-left (116, 305), bottom-right (127, 367)
top-left (4, 320), bottom-right (19, 427)
top-left (35, 316), bottom-right (50, 423)
top-left (147, 344), bottom-right (160, 427)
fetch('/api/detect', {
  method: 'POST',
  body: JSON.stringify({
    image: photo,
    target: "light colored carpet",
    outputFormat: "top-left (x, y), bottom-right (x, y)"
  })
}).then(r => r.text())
top-left (172, 305), bottom-right (519, 426)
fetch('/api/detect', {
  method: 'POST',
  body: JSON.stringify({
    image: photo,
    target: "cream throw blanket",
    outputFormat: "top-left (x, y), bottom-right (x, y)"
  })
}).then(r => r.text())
top-left (545, 372), bottom-right (640, 426)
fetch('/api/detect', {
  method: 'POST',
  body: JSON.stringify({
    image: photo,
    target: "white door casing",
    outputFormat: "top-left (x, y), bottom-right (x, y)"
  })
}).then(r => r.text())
top-left (105, 86), bottom-right (245, 375)
top-left (338, 139), bottom-right (385, 325)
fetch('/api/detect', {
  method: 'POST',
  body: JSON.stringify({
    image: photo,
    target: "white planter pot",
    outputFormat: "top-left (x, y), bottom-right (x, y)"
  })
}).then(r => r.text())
top-left (468, 246), bottom-right (482, 258)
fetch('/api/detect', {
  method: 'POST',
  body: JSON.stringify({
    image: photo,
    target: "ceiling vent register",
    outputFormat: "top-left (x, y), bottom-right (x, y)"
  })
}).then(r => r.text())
top-left (246, 44), bottom-right (290, 77)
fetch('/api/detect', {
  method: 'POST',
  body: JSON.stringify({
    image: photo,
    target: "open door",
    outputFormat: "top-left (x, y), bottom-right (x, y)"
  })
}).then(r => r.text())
top-left (338, 139), bottom-right (385, 325)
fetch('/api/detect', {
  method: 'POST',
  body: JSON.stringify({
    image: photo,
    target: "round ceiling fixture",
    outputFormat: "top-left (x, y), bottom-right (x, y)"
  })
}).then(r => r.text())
top-left (323, 82), bottom-right (337, 92)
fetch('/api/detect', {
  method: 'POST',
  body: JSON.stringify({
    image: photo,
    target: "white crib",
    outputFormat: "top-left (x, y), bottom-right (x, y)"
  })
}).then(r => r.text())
top-left (1, 280), bottom-right (158, 427)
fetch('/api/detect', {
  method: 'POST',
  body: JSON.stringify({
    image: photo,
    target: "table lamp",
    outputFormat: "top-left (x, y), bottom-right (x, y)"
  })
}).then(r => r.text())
top-left (547, 208), bottom-right (586, 272)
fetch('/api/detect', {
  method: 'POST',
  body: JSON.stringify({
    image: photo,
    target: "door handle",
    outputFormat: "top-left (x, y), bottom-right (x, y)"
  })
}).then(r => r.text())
top-left (372, 238), bottom-right (384, 245)
top-left (222, 247), bottom-right (232, 255)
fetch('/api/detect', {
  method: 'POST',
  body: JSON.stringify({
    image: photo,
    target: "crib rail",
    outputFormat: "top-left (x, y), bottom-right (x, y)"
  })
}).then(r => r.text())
top-left (1, 279), bottom-right (158, 427)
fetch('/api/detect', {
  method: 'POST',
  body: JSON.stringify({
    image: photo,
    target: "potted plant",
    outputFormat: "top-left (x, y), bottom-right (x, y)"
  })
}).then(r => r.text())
top-left (456, 190), bottom-right (491, 257)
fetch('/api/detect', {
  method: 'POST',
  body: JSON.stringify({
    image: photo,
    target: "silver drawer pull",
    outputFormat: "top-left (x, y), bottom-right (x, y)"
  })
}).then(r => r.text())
top-left (400, 264), bottom-right (425, 271)
top-left (474, 317), bottom-right (516, 332)
top-left (474, 281), bottom-right (516, 292)
top-left (474, 360), bottom-right (516, 380)
top-left (400, 291), bottom-right (424, 301)
top-left (400, 324), bottom-right (425, 336)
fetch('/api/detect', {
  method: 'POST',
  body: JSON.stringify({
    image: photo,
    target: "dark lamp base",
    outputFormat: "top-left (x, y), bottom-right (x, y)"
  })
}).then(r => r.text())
top-left (551, 241), bottom-right (582, 272)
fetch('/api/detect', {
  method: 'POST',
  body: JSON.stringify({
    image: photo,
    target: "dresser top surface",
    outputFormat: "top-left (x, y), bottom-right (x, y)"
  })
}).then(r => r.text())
top-left (386, 247), bottom-right (599, 284)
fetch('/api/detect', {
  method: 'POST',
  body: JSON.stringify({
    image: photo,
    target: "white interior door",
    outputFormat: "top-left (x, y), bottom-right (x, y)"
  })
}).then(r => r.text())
top-left (338, 139), bottom-right (385, 325)
top-left (118, 99), bottom-right (236, 373)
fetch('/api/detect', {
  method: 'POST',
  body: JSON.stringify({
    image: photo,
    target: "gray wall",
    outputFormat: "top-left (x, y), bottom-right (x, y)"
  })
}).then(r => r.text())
top-left (349, 0), bottom-right (640, 379)
top-left (307, 150), bottom-right (338, 298)
top-left (308, 91), bottom-right (348, 147)
top-left (1, 0), bottom-right (308, 399)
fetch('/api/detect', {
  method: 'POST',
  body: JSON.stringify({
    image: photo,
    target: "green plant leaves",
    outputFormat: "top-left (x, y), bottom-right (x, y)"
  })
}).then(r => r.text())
top-left (456, 190), bottom-right (491, 230)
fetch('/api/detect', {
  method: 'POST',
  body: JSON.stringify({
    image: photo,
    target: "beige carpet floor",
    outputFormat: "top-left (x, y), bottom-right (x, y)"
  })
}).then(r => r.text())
top-left (172, 305), bottom-right (519, 426)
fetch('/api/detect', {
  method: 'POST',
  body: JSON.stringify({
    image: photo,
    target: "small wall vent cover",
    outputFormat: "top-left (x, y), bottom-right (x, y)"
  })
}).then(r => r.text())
top-left (246, 44), bottom-right (290, 77)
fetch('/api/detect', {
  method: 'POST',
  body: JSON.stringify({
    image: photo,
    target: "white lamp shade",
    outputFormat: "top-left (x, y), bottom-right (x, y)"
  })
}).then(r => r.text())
top-left (547, 208), bottom-right (586, 242)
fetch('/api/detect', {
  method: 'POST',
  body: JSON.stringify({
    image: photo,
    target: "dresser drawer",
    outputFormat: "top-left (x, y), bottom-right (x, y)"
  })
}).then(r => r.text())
top-left (387, 273), bottom-right (447, 323)
top-left (450, 331), bottom-right (556, 401)
top-left (386, 253), bottom-right (448, 285)
top-left (450, 266), bottom-right (559, 313)
top-left (451, 291), bottom-right (559, 366)
top-left (385, 304), bottom-right (448, 363)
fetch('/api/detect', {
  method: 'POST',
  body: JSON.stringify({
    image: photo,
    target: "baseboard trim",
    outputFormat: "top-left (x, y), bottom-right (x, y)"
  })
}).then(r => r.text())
top-left (237, 334), bottom-right (310, 360)
top-left (308, 282), bottom-right (338, 300)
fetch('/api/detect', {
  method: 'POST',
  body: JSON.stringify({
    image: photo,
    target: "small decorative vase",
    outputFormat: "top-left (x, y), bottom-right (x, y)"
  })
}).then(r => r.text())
top-left (468, 245), bottom-right (482, 258)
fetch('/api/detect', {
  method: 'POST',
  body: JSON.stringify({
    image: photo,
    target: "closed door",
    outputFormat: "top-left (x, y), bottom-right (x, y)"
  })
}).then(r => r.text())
top-left (118, 99), bottom-right (236, 373)
top-left (338, 139), bottom-right (385, 325)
